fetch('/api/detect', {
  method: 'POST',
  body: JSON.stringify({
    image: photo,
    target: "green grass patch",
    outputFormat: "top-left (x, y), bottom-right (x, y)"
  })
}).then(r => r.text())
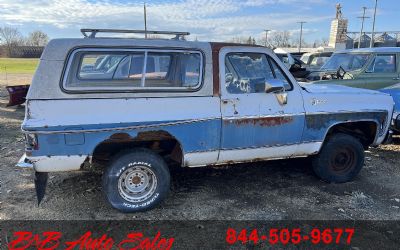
top-left (0, 58), bottom-right (39, 74)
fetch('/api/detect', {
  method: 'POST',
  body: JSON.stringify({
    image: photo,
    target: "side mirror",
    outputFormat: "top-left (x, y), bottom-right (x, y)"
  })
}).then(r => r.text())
top-left (225, 73), bottom-right (234, 85)
top-left (265, 79), bottom-right (286, 93)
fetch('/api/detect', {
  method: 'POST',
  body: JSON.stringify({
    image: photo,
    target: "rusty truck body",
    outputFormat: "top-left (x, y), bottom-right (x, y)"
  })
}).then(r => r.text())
top-left (17, 29), bottom-right (394, 212)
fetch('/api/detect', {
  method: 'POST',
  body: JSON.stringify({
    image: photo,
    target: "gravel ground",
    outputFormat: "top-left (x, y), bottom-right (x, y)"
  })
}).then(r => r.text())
top-left (1, 75), bottom-right (400, 220)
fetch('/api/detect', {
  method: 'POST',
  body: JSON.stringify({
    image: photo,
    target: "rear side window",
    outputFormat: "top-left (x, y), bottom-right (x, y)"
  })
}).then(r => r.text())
top-left (64, 49), bottom-right (203, 91)
top-left (367, 54), bottom-right (397, 73)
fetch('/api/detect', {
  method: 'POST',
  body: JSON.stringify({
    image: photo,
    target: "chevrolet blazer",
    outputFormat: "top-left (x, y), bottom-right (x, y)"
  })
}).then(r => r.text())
top-left (17, 29), bottom-right (394, 212)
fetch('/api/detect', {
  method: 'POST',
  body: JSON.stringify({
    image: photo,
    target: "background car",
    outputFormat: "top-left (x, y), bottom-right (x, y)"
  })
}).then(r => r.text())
top-left (379, 83), bottom-right (400, 133)
top-left (307, 47), bottom-right (400, 90)
top-left (300, 52), bottom-right (333, 71)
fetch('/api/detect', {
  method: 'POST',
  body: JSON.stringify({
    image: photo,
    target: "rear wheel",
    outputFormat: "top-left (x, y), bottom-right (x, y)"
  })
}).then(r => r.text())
top-left (102, 148), bottom-right (170, 212)
top-left (312, 133), bottom-right (365, 183)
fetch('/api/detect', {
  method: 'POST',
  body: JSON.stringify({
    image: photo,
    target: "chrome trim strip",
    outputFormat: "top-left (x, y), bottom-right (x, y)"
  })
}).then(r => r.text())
top-left (305, 109), bottom-right (388, 115)
top-left (22, 117), bottom-right (221, 135)
top-left (185, 140), bottom-right (323, 154)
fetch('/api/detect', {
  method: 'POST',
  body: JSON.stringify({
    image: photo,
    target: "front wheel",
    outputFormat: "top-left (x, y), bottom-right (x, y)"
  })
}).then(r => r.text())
top-left (312, 133), bottom-right (365, 183)
top-left (102, 148), bottom-right (170, 212)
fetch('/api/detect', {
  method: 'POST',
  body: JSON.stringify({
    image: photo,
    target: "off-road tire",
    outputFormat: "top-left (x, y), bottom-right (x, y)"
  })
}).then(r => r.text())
top-left (102, 148), bottom-right (170, 212)
top-left (312, 133), bottom-right (365, 183)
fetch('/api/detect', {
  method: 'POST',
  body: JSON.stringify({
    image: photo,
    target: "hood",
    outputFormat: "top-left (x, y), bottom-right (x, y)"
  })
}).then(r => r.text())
top-left (300, 83), bottom-right (389, 95)
top-left (379, 88), bottom-right (400, 111)
top-left (381, 82), bottom-right (400, 90)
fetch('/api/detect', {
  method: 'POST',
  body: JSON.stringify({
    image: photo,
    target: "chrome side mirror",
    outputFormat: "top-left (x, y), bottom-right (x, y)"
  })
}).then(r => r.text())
top-left (265, 79), bottom-right (285, 93)
top-left (225, 73), bottom-right (234, 85)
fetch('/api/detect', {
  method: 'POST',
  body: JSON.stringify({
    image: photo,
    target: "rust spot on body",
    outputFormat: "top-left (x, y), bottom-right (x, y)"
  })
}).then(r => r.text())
top-left (109, 133), bottom-right (132, 141)
top-left (226, 116), bottom-right (293, 127)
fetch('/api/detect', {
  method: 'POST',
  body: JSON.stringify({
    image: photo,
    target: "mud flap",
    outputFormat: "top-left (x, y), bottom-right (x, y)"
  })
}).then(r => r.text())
top-left (34, 172), bottom-right (48, 206)
top-left (6, 85), bottom-right (29, 106)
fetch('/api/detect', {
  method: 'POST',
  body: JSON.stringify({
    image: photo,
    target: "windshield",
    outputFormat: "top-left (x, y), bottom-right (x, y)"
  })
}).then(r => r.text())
top-left (321, 53), bottom-right (371, 71)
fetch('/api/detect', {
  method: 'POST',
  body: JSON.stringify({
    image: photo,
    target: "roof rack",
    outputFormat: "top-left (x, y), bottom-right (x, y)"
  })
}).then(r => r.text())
top-left (80, 28), bottom-right (190, 40)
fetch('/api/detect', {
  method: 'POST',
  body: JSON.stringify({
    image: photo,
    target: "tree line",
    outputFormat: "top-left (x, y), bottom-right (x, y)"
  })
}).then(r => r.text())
top-left (228, 31), bottom-right (329, 48)
top-left (0, 26), bottom-right (49, 57)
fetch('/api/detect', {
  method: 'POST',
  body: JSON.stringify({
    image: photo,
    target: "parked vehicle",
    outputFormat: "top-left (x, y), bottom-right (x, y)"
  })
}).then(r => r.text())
top-left (300, 52), bottom-right (333, 71)
top-left (274, 48), bottom-right (295, 69)
top-left (290, 52), bottom-right (306, 60)
top-left (307, 48), bottom-right (400, 90)
top-left (379, 83), bottom-right (400, 133)
top-left (274, 49), bottom-right (310, 81)
top-left (17, 29), bottom-right (394, 213)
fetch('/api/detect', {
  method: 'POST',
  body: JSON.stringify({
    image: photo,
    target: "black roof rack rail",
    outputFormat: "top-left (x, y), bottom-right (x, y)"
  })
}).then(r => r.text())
top-left (80, 28), bottom-right (190, 40)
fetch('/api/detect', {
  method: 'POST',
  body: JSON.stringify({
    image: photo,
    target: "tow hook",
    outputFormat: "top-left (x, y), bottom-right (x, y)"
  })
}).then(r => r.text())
top-left (34, 172), bottom-right (48, 205)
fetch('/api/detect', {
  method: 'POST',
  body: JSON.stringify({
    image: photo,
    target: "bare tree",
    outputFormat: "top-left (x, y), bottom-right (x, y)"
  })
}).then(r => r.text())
top-left (321, 37), bottom-right (329, 46)
top-left (0, 26), bottom-right (24, 56)
top-left (269, 31), bottom-right (291, 47)
top-left (227, 36), bottom-right (249, 44)
top-left (291, 38), bottom-right (308, 48)
top-left (26, 31), bottom-right (49, 46)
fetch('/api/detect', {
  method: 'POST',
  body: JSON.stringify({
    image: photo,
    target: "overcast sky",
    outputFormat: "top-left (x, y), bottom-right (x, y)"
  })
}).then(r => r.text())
top-left (0, 0), bottom-right (398, 43)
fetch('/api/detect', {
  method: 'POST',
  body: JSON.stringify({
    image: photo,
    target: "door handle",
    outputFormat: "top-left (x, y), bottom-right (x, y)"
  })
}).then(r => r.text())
top-left (221, 98), bottom-right (239, 104)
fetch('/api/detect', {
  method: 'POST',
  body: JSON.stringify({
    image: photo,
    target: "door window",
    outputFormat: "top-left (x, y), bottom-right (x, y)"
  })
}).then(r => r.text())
top-left (225, 52), bottom-right (291, 94)
top-left (367, 54), bottom-right (397, 73)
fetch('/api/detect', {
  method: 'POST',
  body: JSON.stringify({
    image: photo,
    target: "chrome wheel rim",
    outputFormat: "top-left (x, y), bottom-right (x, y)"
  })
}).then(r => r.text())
top-left (118, 165), bottom-right (157, 203)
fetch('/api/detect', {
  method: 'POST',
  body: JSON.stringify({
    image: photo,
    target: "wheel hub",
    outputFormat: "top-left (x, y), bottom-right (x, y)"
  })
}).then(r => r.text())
top-left (331, 146), bottom-right (355, 173)
top-left (118, 165), bottom-right (157, 203)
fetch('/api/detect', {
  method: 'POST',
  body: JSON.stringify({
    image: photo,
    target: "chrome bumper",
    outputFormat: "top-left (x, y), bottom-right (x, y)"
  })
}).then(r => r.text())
top-left (16, 154), bottom-right (33, 168)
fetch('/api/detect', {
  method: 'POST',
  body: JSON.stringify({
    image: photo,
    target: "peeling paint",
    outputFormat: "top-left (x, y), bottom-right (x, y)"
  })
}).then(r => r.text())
top-left (225, 116), bottom-right (293, 127)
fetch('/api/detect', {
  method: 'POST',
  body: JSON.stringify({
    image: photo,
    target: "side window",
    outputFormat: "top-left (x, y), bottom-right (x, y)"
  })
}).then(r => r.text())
top-left (225, 53), bottom-right (275, 94)
top-left (65, 50), bottom-right (202, 90)
top-left (367, 54), bottom-right (397, 73)
top-left (225, 52), bottom-right (292, 94)
top-left (79, 53), bottom-right (131, 80)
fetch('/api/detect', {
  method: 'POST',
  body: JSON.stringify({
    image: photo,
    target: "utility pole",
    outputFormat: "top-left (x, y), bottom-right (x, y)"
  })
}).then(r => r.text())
top-left (370, 0), bottom-right (378, 47)
top-left (297, 21), bottom-right (306, 52)
top-left (357, 7), bottom-right (370, 48)
top-left (144, 2), bottom-right (148, 39)
top-left (264, 29), bottom-right (270, 47)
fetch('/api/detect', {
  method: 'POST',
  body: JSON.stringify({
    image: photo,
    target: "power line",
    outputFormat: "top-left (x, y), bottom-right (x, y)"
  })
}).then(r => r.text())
top-left (370, 0), bottom-right (378, 47)
top-left (264, 29), bottom-right (271, 47)
top-left (297, 21), bottom-right (306, 52)
top-left (357, 7), bottom-right (370, 48)
top-left (144, 2), bottom-right (147, 39)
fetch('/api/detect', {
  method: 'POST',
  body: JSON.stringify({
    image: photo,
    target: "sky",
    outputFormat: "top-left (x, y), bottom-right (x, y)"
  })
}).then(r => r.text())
top-left (0, 0), bottom-right (399, 43)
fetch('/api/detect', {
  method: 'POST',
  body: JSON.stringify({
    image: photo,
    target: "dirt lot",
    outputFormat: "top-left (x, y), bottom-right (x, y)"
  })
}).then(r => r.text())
top-left (1, 73), bottom-right (400, 220)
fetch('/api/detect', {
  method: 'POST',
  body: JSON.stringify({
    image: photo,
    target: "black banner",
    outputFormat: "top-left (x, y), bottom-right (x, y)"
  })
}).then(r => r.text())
top-left (1, 220), bottom-right (399, 249)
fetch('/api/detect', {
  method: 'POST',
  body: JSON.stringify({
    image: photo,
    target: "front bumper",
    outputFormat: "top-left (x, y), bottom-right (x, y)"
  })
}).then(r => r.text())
top-left (16, 154), bottom-right (86, 172)
top-left (16, 153), bottom-right (33, 168)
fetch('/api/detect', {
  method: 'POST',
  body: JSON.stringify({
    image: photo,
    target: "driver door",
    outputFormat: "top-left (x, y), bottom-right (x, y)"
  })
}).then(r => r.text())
top-left (218, 47), bottom-right (306, 163)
